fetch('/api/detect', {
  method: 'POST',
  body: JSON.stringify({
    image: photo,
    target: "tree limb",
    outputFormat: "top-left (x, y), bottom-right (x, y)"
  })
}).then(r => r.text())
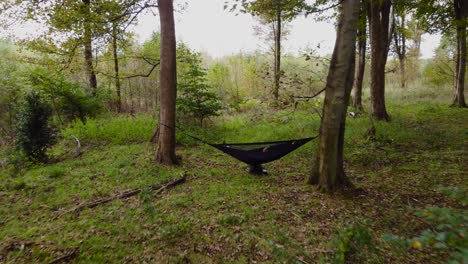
top-left (97, 61), bottom-right (160, 79)
top-left (291, 87), bottom-right (326, 100)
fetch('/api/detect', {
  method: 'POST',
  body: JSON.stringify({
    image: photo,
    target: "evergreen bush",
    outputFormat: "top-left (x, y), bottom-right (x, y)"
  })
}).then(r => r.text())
top-left (15, 91), bottom-right (56, 162)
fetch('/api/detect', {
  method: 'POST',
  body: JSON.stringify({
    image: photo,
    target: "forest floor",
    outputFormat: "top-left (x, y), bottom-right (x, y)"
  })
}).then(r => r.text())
top-left (0, 96), bottom-right (467, 263)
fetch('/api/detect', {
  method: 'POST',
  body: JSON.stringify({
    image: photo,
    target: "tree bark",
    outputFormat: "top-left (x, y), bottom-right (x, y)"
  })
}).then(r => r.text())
top-left (393, 13), bottom-right (407, 89)
top-left (352, 0), bottom-right (367, 111)
top-left (368, 0), bottom-right (391, 120)
top-left (82, 0), bottom-right (98, 96)
top-left (307, 0), bottom-right (360, 192)
top-left (155, 0), bottom-right (178, 165)
top-left (112, 24), bottom-right (122, 113)
top-left (452, 0), bottom-right (467, 107)
top-left (273, 5), bottom-right (281, 103)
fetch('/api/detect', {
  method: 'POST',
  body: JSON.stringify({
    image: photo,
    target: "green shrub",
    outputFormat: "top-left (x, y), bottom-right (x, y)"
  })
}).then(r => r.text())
top-left (29, 68), bottom-right (102, 124)
top-left (329, 222), bottom-right (375, 264)
top-left (177, 48), bottom-right (223, 126)
top-left (385, 187), bottom-right (467, 263)
top-left (1, 148), bottom-right (31, 177)
top-left (15, 91), bottom-right (56, 162)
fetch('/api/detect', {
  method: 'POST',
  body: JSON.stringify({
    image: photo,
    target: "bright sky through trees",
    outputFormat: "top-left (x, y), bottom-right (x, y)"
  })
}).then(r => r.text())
top-left (4, 0), bottom-right (439, 59)
top-left (131, 0), bottom-right (440, 59)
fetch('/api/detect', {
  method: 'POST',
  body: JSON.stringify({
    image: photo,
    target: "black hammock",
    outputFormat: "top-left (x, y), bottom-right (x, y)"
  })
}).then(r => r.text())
top-left (209, 137), bottom-right (315, 166)
top-left (184, 132), bottom-right (317, 166)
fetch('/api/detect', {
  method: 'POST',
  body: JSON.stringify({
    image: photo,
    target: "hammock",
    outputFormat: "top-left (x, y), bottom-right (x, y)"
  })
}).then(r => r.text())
top-left (208, 137), bottom-right (316, 166)
top-left (161, 124), bottom-right (317, 174)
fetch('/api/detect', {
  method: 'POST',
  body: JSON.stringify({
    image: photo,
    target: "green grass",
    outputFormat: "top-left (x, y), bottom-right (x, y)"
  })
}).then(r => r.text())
top-left (0, 88), bottom-right (466, 263)
top-left (61, 114), bottom-right (157, 145)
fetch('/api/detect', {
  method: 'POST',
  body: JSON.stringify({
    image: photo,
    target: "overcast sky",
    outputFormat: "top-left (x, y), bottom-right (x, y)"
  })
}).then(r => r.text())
top-left (131, 0), bottom-right (440, 59)
top-left (5, 0), bottom-right (440, 59)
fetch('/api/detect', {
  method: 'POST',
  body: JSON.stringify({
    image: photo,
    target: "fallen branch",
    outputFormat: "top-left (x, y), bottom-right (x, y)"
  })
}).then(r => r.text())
top-left (49, 247), bottom-right (79, 264)
top-left (2, 240), bottom-right (34, 253)
top-left (59, 176), bottom-right (186, 217)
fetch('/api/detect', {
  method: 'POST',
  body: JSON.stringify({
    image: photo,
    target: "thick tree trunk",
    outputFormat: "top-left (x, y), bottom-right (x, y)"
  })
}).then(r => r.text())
top-left (155, 0), bottom-right (178, 165)
top-left (452, 0), bottom-right (467, 107)
top-left (82, 0), bottom-right (98, 96)
top-left (352, 0), bottom-right (367, 111)
top-left (368, 0), bottom-right (391, 120)
top-left (273, 6), bottom-right (281, 103)
top-left (307, 0), bottom-right (360, 192)
top-left (112, 25), bottom-right (122, 113)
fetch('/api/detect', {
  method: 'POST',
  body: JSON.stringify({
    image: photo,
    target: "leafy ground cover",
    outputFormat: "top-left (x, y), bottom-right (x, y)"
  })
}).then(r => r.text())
top-left (0, 96), bottom-right (466, 263)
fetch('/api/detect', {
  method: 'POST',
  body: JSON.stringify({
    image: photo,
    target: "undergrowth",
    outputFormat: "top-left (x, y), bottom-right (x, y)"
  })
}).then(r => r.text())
top-left (0, 87), bottom-right (466, 263)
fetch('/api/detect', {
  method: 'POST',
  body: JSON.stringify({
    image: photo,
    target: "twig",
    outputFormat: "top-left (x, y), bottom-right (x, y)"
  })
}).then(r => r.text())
top-left (48, 248), bottom-right (79, 264)
top-left (295, 256), bottom-right (310, 264)
top-left (58, 176), bottom-right (186, 217)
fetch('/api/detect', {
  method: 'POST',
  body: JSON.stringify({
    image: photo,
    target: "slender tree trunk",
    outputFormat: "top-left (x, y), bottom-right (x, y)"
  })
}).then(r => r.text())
top-left (352, 0), bottom-right (367, 111)
top-left (452, 0), bottom-right (467, 107)
top-left (155, 0), bottom-right (178, 165)
top-left (307, 0), bottom-right (360, 192)
top-left (399, 57), bottom-right (405, 88)
top-left (393, 13), bottom-right (407, 89)
top-left (273, 6), bottom-right (281, 103)
top-left (413, 23), bottom-right (422, 58)
top-left (82, 0), bottom-right (97, 96)
top-left (112, 25), bottom-right (122, 113)
top-left (368, 0), bottom-right (391, 120)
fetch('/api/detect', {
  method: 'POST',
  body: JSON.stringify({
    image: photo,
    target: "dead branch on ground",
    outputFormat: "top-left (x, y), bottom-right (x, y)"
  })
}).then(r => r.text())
top-left (58, 176), bottom-right (186, 217)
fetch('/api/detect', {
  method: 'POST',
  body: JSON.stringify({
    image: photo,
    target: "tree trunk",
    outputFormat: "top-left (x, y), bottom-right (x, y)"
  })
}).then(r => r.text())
top-left (452, 0), bottom-right (467, 107)
top-left (112, 25), bottom-right (122, 113)
top-left (352, 0), bottom-right (367, 111)
top-left (82, 0), bottom-right (98, 96)
top-left (273, 5), bottom-right (281, 103)
top-left (368, 0), bottom-right (391, 121)
top-left (393, 13), bottom-right (407, 89)
top-left (307, 0), bottom-right (360, 192)
top-left (155, 0), bottom-right (178, 165)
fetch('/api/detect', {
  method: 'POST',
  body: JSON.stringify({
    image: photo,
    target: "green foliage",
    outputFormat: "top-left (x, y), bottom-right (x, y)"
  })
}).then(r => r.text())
top-left (139, 186), bottom-right (157, 217)
top-left (413, 0), bottom-right (454, 34)
top-left (329, 222), bottom-right (375, 264)
top-left (385, 187), bottom-right (468, 264)
top-left (227, 0), bottom-right (311, 22)
top-left (1, 148), bottom-right (31, 177)
top-left (29, 68), bottom-right (102, 123)
top-left (422, 34), bottom-right (456, 88)
top-left (423, 61), bottom-right (452, 88)
top-left (0, 40), bottom-right (28, 140)
top-left (410, 187), bottom-right (467, 263)
top-left (219, 214), bottom-right (245, 226)
top-left (15, 91), bottom-right (56, 162)
top-left (0, 93), bottom-right (466, 262)
top-left (177, 48), bottom-right (223, 126)
top-left (61, 114), bottom-right (156, 145)
top-left (46, 166), bottom-right (66, 179)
